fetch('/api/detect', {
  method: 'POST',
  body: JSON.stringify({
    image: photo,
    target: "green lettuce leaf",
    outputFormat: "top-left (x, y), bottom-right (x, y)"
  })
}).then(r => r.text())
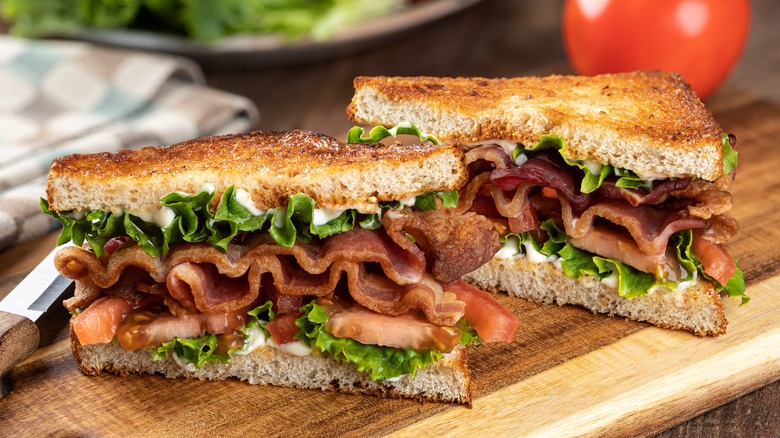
top-left (508, 220), bottom-right (747, 302)
top-left (722, 261), bottom-right (748, 305)
top-left (150, 300), bottom-right (277, 369)
top-left (43, 183), bottom-right (455, 256)
top-left (511, 134), bottom-right (662, 193)
top-left (1, 0), bottom-right (403, 43)
top-left (243, 300), bottom-right (276, 339)
top-left (151, 334), bottom-right (232, 369)
top-left (613, 168), bottom-right (654, 192)
top-left (722, 133), bottom-right (738, 176)
top-left (456, 319), bottom-right (482, 346)
top-left (413, 191), bottom-right (459, 210)
top-left (671, 229), bottom-right (748, 305)
top-left (557, 243), bottom-right (661, 298)
top-left (347, 122), bottom-right (439, 145)
top-left (294, 302), bottom-right (444, 381)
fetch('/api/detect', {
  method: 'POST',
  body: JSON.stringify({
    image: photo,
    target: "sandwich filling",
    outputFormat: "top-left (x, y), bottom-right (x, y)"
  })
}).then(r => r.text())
top-left (46, 184), bottom-right (517, 380)
top-left (349, 124), bottom-right (747, 305)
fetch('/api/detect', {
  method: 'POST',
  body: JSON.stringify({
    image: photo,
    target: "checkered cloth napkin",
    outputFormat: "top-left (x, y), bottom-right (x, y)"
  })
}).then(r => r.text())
top-left (0, 36), bottom-right (259, 252)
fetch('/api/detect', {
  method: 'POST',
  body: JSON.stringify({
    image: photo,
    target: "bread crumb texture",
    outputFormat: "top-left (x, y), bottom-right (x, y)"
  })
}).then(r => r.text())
top-left (348, 72), bottom-right (725, 181)
top-left (47, 130), bottom-right (466, 214)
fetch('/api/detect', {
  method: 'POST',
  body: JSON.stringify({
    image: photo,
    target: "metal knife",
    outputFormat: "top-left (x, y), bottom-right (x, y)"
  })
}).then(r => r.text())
top-left (0, 247), bottom-right (73, 381)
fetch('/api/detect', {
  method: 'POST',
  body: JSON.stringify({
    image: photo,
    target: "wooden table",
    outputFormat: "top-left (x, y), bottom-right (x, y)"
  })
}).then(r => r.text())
top-left (1, 1), bottom-right (779, 436)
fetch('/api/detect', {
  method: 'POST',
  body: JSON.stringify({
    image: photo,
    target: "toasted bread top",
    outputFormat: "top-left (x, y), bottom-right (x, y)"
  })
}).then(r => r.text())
top-left (47, 130), bottom-right (467, 214)
top-left (347, 71), bottom-right (726, 181)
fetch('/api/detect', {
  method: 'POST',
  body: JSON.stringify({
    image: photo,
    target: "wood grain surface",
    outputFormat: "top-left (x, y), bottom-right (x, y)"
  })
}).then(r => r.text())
top-left (0, 85), bottom-right (778, 437)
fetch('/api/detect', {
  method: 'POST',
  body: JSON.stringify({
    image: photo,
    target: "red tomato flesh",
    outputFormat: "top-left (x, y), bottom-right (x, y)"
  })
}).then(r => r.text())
top-left (265, 313), bottom-right (303, 345)
top-left (563, 0), bottom-right (750, 99)
top-left (443, 281), bottom-right (518, 343)
top-left (690, 232), bottom-right (736, 286)
top-left (72, 296), bottom-right (140, 345)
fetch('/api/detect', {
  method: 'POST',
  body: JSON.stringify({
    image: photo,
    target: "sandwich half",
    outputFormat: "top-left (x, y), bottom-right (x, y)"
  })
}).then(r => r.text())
top-left (347, 72), bottom-right (747, 336)
top-left (43, 129), bottom-right (519, 404)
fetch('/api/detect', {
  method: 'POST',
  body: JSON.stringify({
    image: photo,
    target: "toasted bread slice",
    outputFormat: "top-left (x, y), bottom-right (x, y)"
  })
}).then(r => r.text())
top-left (47, 130), bottom-right (467, 215)
top-left (70, 320), bottom-right (473, 404)
top-left (463, 257), bottom-right (727, 336)
top-left (348, 72), bottom-right (725, 181)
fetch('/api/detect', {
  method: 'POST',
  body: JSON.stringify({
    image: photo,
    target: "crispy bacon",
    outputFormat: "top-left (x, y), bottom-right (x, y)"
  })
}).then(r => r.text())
top-left (464, 143), bottom-right (738, 276)
top-left (491, 155), bottom-right (593, 212)
top-left (465, 144), bottom-right (513, 170)
top-left (598, 178), bottom-right (692, 206)
top-left (382, 208), bottom-right (500, 283)
top-left (55, 226), bottom-right (466, 326)
top-left (559, 197), bottom-right (706, 256)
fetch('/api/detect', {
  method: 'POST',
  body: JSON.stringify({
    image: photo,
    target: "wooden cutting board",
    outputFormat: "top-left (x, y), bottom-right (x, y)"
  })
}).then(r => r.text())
top-left (1, 86), bottom-right (778, 437)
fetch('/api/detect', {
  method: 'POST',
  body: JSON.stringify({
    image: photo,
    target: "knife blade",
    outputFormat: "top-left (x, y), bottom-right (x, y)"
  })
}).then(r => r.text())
top-left (0, 247), bottom-right (73, 381)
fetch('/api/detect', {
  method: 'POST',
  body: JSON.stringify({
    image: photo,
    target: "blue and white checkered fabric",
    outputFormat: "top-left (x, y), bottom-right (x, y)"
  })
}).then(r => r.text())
top-left (0, 36), bottom-right (259, 251)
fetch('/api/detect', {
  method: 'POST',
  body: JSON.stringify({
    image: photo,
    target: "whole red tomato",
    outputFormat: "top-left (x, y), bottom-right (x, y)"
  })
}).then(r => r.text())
top-left (563, 0), bottom-right (750, 99)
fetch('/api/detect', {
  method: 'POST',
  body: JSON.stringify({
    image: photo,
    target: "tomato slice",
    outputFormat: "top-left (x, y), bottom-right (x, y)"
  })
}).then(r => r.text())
top-left (690, 232), bottom-right (736, 286)
top-left (319, 297), bottom-right (462, 352)
top-left (265, 313), bottom-right (303, 345)
top-left (72, 296), bottom-right (140, 345)
top-left (443, 281), bottom-right (518, 343)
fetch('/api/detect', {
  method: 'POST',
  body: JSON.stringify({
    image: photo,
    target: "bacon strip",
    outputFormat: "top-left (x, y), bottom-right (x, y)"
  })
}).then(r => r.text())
top-left (56, 226), bottom-right (466, 326)
top-left (463, 144), bottom-right (736, 274)
top-left (465, 144), bottom-right (513, 170)
top-left (598, 178), bottom-right (692, 206)
top-left (560, 197), bottom-right (706, 256)
top-left (382, 208), bottom-right (499, 283)
top-left (491, 156), bottom-right (593, 211)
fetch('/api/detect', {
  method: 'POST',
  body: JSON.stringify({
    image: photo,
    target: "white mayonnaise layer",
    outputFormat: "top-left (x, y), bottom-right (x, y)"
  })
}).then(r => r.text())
top-left (311, 207), bottom-right (346, 226)
top-left (134, 206), bottom-right (176, 228)
top-left (268, 338), bottom-right (312, 356)
top-left (399, 196), bottom-right (417, 206)
top-left (171, 351), bottom-right (198, 372)
top-left (234, 325), bottom-right (268, 356)
top-left (234, 189), bottom-right (267, 216)
top-left (493, 235), bottom-right (559, 264)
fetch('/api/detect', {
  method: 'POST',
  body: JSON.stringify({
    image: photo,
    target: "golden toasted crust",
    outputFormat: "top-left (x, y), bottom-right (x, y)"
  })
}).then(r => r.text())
top-left (47, 130), bottom-right (467, 214)
top-left (348, 72), bottom-right (725, 181)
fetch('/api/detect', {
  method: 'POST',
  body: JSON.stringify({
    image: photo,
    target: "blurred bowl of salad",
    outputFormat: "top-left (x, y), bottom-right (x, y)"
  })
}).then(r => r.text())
top-left (1, 0), bottom-right (481, 68)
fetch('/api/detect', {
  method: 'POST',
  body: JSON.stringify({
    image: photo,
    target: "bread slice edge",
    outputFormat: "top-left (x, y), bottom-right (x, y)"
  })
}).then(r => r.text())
top-left (348, 74), bottom-right (725, 181)
top-left (462, 256), bottom-right (727, 336)
top-left (69, 319), bottom-right (473, 405)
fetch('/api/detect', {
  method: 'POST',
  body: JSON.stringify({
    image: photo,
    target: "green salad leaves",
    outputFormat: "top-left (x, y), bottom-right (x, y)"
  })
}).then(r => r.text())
top-left (151, 301), bottom-right (274, 369)
top-left (512, 134), bottom-right (653, 193)
top-left (722, 133), bottom-right (739, 176)
top-left (149, 299), bottom-right (480, 380)
top-left (294, 302), bottom-right (480, 381)
top-left (347, 122), bottom-right (440, 145)
top-left (42, 185), bottom-right (457, 257)
top-left (499, 220), bottom-right (747, 303)
top-left (671, 230), bottom-right (748, 305)
top-left (1, 0), bottom-right (404, 43)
